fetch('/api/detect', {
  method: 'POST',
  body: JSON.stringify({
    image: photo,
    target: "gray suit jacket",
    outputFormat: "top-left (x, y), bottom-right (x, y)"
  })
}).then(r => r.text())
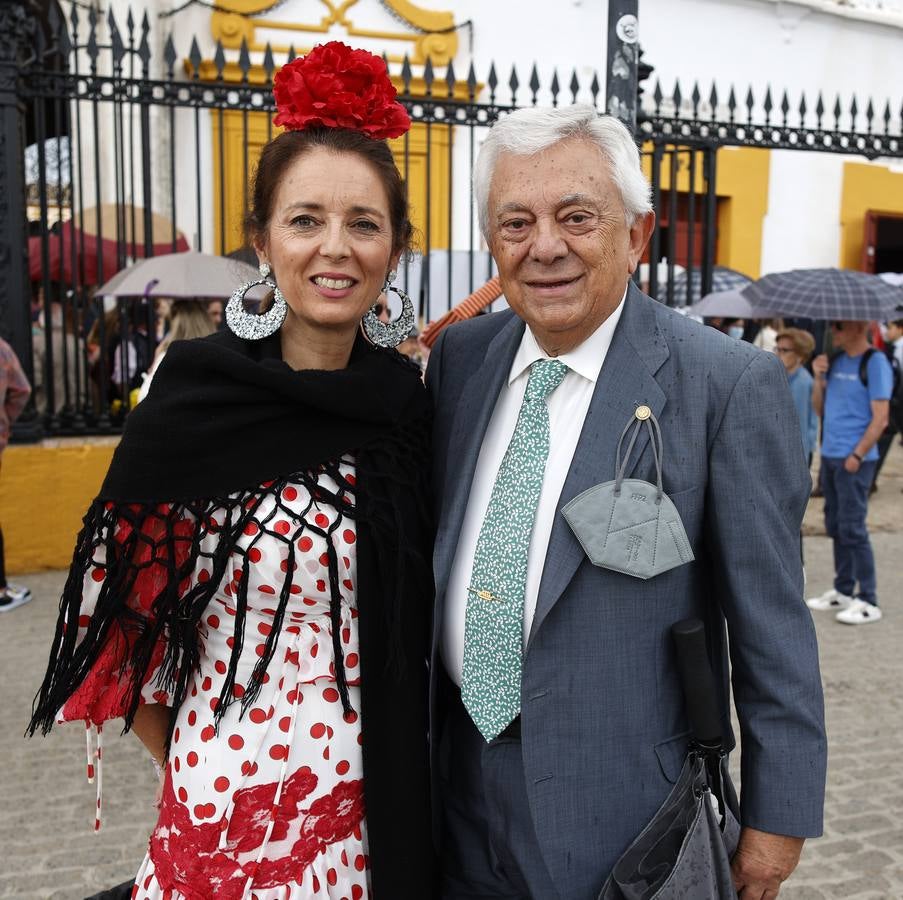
top-left (427, 285), bottom-right (827, 898)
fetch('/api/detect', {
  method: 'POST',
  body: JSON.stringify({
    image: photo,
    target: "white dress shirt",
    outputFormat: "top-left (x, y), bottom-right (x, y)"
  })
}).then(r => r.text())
top-left (442, 290), bottom-right (627, 686)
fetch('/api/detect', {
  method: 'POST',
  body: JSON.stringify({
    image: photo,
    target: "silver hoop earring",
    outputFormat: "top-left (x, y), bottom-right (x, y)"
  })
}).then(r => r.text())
top-left (361, 276), bottom-right (415, 349)
top-left (226, 271), bottom-right (287, 340)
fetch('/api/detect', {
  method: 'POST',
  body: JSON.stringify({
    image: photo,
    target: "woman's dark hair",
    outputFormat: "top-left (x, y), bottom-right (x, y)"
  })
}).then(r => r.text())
top-left (245, 127), bottom-right (414, 255)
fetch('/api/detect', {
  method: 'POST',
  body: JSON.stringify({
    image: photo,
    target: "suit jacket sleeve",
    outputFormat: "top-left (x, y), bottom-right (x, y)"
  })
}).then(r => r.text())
top-left (705, 350), bottom-right (827, 838)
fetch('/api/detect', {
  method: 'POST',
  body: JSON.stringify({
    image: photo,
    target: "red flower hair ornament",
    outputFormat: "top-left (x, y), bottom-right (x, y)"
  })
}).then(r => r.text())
top-left (273, 41), bottom-right (411, 140)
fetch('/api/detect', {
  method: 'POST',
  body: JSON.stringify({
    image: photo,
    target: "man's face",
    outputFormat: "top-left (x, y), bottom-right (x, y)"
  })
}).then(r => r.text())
top-left (830, 320), bottom-right (866, 351)
top-left (887, 322), bottom-right (903, 343)
top-left (487, 137), bottom-right (654, 355)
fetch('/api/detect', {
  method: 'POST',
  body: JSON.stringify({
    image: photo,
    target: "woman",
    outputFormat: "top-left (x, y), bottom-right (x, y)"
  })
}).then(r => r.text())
top-left (776, 327), bottom-right (819, 464)
top-left (30, 42), bottom-right (433, 898)
top-left (137, 299), bottom-right (216, 402)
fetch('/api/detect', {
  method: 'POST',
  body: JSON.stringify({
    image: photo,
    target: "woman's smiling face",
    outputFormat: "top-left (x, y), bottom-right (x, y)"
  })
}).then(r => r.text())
top-left (256, 146), bottom-right (401, 335)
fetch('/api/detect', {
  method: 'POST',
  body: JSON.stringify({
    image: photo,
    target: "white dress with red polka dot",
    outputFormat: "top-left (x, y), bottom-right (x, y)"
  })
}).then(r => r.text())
top-left (60, 463), bottom-right (371, 900)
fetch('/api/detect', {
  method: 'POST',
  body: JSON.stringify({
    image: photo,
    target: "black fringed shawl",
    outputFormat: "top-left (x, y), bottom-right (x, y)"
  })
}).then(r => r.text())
top-left (30, 328), bottom-right (436, 895)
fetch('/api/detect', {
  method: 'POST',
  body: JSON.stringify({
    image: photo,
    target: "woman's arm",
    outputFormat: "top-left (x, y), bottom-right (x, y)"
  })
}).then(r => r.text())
top-left (131, 702), bottom-right (173, 766)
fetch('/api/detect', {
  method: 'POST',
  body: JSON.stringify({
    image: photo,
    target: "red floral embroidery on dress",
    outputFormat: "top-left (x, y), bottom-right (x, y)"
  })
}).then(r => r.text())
top-left (148, 769), bottom-right (366, 896)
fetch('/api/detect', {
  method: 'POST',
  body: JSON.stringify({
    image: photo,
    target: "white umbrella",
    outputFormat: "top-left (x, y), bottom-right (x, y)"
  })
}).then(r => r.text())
top-left (689, 289), bottom-right (774, 319)
top-left (97, 250), bottom-right (258, 299)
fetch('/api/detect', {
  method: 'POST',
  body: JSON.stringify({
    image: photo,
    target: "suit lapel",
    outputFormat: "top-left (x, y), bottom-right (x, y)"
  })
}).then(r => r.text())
top-left (528, 287), bottom-right (670, 647)
top-left (433, 315), bottom-right (525, 606)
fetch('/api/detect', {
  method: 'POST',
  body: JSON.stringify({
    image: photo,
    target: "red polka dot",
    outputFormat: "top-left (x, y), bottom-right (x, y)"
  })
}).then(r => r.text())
top-left (248, 548), bottom-right (262, 564)
top-left (298, 536), bottom-right (313, 552)
top-left (345, 653), bottom-right (359, 668)
top-left (269, 744), bottom-right (287, 761)
top-left (177, 786), bottom-right (188, 803)
top-left (343, 529), bottom-right (356, 544)
top-left (186, 751), bottom-right (199, 767)
top-left (310, 722), bottom-right (326, 739)
top-left (187, 711), bottom-right (197, 727)
top-left (198, 569), bottom-right (210, 583)
top-left (256, 644), bottom-right (268, 658)
top-left (274, 520), bottom-right (291, 535)
top-left (200, 725), bottom-right (215, 742)
top-left (323, 746), bottom-right (331, 760)
top-left (202, 676), bottom-right (212, 692)
top-left (315, 513), bottom-right (329, 528)
top-left (173, 728), bottom-right (180, 743)
top-left (249, 708), bottom-right (267, 724)
top-left (210, 697), bottom-right (219, 712)
top-left (319, 552), bottom-right (330, 566)
top-left (258, 622), bottom-right (272, 636)
top-left (283, 486), bottom-right (298, 501)
top-left (343, 710), bottom-right (359, 724)
top-left (228, 734), bottom-right (244, 750)
top-left (303, 597), bottom-right (317, 606)
top-left (224, 605), bottom-right (236, 616)
top-left (214, 776), bottom-right (230, 793)
top-left (341, 849), bottom-right (348, 866)
top-left (78, 614), bottom-right (91, 628)
top-left (342, 628), bottom-right (351, 643)
top-left (259, 584), bottom-right (276, 595)
top-left (173, 756), bottom-right (181, 772)
top-left (243, 522), bottom-right (259, 536)
top-left (215, 660), bottom-right (227, 675)
top-left (232, 684), bottom-right (245, 699)
top-left (354, 854), bottom-right (366, 872)
top-left (326, 867), bottom-right (337, 886)
top-left (336, 760), bottom-right (350, 775)
top-left (279, 716), bottom-right (291, 733)
top-left (290, 584), bottom-right (302, 595)
top-left (310, 644), bottom-right (319, 658)
top-left (226, 636), bottom-right (235, 649)
top-left (352, 883), bottom-right (365, 898)
top-left (316, 579), bottom-right (327, 593)
top-left (91, 568), bottom-right (106, 583)
top-left (343, 578), bottom-right (354, 591)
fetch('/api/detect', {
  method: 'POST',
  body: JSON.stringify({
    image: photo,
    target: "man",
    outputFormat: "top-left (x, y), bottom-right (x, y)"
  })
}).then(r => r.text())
top-left (427, 106), bottom-right (826, 899)
top-left (807, 321), bottom-right (892, 624)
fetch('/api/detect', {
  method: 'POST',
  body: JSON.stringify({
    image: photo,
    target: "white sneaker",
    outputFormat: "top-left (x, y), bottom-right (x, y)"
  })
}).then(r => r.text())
top-left (0, 583), bottom-right (32, 613)
top-left (806, 588), bottom-right (853, 612)
top-left (836, 598), bottom-right (883, 625)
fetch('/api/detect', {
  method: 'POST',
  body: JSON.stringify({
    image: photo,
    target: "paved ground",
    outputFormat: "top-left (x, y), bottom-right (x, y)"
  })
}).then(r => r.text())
top-left (2, 445), bottom-right (902, 899)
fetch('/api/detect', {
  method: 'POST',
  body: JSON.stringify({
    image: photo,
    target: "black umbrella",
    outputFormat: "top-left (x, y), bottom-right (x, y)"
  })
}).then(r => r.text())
top-left (742, 268), bottom-right (903, 321)
top-left (600, 619), bottom-right (740, 900)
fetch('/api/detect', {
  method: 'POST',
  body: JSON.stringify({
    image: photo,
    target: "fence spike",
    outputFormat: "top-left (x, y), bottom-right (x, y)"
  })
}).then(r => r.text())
top-left (108, 7), bottom-right (125, 68)
top-left (186, 36), bottom-right (200, 77)
top-left (744, 85), bottom-right (754, 123)
top-left (487, 62), bottom-right (498, 102)
top-left (691, 81), bottom-right (701, 118)
top-left (833, 94), bottom-right (842, 129)
top-left (126, 6), bottom-right (135, 38)
top-left (763, 85), bottom-right (773, 124)
top-left (550, 69), bottom-right (560, 107)
top-left (238, 37), bottom-right (251, 81)
top-left (69, 0), bottom-right (80, 37)
top-left (508, 64), bottom-right (520, 103)
top-left (849, 95), bottom-right (858, 130)
top-left (401, 54), bottom-right (412, 94)
top-left (780, 89), bottom-right (790, 125)
top-left (652, 78), bottom-right (663, 113)
top-left (727, 85), bottom-right (736, 123)
top-left (261, 43), bottom-right (274, 82)
top-left (529, 63), bottom-right (540, 104)
top-left (672, 79), bottom-right (682, 114)
top-left (137, 26), bottom-right (150, 72)
top-left (708, 83), bottom-right (718, 120)
top-left (569, 69), bottom-right (579, 104)
top-left (815, 92), bottom-right (824, 128)
top-left (287, 45), bottom-right (296, 63)
top-left (445, 59), bottom-right (456, 97)
top-left (214, 40), bottom-right (226, 79)
top-left (167, 34), bottom-right (180, 76)
top-left (589, 71), bottom-right (600, 107)
top-left (865, 97), bottom-right (874, 134)
top-left (57, 14), bottom-right (72, 58)
top-left (424, 57), bottom-right (435, 94)
top-left (467, 61), bottom-right (477, 99)
top-left (883, 99), bottom-right (891, 135)
top-left (798, 90), bottom-right (807, 125)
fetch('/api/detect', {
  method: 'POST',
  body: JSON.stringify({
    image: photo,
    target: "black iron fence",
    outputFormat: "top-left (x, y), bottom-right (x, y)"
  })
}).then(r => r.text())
top-left (2, 2), bottom-right (902, 438)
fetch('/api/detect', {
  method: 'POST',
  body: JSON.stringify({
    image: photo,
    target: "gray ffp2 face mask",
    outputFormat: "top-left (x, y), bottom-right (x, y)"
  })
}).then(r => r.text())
top-left (561, 409), bottom-right (694, 580)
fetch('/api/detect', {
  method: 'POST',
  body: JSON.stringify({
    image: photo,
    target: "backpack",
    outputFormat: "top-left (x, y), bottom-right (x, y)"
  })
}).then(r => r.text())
top-left (828, 348), bottom-right (902, 434)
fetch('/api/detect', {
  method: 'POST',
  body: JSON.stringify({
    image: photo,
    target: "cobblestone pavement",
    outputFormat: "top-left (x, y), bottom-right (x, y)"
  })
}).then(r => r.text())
top-left (2, 445), bottom-right (902, 900)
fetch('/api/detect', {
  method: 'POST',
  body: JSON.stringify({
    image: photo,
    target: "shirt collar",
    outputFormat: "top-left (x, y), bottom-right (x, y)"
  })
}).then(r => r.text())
top-left (508, 285), bottom-right (628, 386)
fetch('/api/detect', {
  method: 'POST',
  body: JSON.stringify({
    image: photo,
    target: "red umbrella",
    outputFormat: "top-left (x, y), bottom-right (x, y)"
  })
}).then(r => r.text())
top-left (29, 204), bottom-right (189, 284)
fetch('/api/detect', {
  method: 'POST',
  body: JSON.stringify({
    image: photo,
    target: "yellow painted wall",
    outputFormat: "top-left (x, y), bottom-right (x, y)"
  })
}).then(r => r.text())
top-left (0, 439), bottom-right (117, 573)
top-left (840, 161), bottom-right (903, 270)
top-left (640, 145), bottom-right (770, 278)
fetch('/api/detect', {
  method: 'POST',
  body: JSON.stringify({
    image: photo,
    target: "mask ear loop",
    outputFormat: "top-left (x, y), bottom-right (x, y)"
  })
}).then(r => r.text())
top-left (613, 410), bottom-right (665, 502)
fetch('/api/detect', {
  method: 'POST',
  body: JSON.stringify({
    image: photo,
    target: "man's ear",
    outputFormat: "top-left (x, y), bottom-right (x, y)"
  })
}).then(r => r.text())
top-left (627, 211), bottom-right (656, 274)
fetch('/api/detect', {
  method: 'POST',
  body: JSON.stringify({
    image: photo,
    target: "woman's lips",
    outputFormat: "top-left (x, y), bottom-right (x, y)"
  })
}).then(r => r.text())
top-left (310, 274), bottom-right (357, 299)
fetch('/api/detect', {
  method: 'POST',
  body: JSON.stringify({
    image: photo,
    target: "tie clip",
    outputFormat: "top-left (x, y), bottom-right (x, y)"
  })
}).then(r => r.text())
top-left (468, 586), bottom-right (505, 602)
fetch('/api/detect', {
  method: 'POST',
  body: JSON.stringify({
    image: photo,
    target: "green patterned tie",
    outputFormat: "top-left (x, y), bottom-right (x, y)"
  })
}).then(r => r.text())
top-left (462, 358), bottom-right (569, 741)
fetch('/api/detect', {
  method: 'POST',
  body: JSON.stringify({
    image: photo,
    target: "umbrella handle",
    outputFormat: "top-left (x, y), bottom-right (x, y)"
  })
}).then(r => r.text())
top-left (671, 618), bottom-right (723, 750)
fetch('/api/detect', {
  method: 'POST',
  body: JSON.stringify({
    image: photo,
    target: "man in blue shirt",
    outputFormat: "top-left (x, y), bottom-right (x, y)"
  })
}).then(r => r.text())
top-left (807, 320), bottom-right (892, 624)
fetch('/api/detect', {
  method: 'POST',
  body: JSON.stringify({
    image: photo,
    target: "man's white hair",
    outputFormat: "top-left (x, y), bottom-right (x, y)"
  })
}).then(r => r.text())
top-left (473, 104), bottom-right (652, 239)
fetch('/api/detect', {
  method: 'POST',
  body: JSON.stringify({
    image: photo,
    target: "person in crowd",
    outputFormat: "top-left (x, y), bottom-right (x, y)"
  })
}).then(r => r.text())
top-left (31, 294), bottom-right (81, 416)
top-left (29, 43), bottom-right (433, 898)
top-left (205, 298), bottom-right (224, 329)
top-left (807, 320), bottom-right (892, 624)
top-left (708, 316), bottom-right (746, 339)
top-left (887, 318), bottom-right (903, 371)
top-left (776, 327), bottom-right (819, 465)
top-left (427, 105), bottom-right (825, 899)
top-left (137, 299), bottom-right (215, 402)
top-left (0, 336), bottom-right (32, 612)
top-left (753, 317), bottom-right (783, 353)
